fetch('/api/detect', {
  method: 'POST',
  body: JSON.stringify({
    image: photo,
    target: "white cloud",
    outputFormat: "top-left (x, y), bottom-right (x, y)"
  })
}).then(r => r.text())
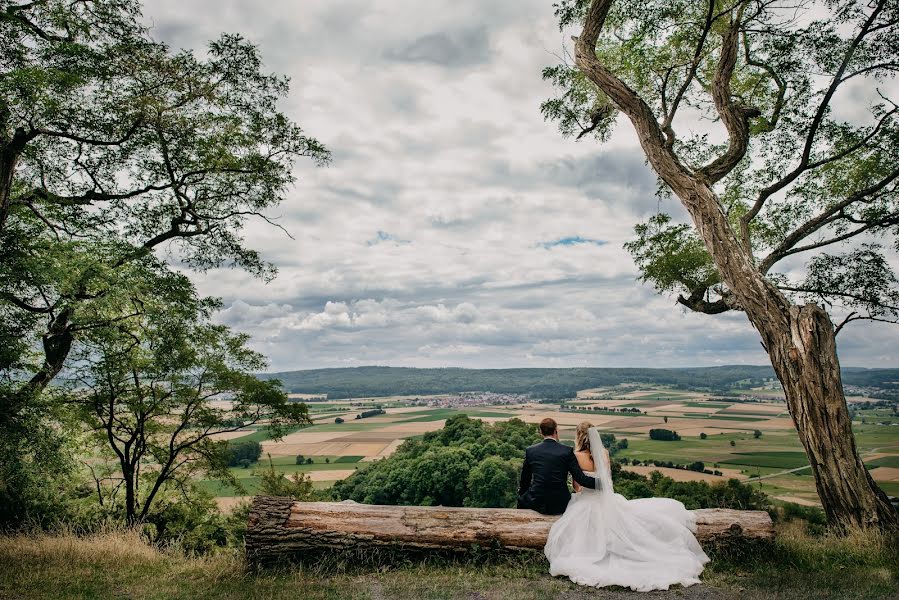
top-left (146, 0), bottom-right (899, 371)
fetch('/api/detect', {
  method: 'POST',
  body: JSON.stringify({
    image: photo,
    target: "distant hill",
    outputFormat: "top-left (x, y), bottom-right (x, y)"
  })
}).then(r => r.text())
top-left (257, 365), bottom-right (899, 399)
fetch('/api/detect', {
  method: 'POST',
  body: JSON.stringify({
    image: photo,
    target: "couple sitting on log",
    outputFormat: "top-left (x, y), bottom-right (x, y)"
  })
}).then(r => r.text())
top-left (517, 418), bottom-right (709, 591)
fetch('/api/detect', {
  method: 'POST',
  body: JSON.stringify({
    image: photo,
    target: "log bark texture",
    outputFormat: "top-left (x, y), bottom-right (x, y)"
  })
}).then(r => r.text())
top-left (245, 498), bottom-right (774, 565)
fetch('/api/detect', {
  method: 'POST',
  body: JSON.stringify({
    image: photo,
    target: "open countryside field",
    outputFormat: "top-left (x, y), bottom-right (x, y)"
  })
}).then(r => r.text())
top-left (199, 385), bottom-right (899, 508)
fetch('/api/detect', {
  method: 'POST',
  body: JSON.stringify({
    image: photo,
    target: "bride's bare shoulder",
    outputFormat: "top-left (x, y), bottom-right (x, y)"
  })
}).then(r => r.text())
top-left (574, 450), bottom-right (595, 471)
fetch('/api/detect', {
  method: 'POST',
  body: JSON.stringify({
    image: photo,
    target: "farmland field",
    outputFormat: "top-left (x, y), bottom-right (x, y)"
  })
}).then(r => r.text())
top-left (198, 384), bottom-right (899, 509)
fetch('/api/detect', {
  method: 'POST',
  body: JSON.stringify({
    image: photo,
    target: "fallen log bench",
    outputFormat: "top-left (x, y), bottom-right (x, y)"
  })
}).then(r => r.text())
top-left (245, 497), bottom-right (775, 566)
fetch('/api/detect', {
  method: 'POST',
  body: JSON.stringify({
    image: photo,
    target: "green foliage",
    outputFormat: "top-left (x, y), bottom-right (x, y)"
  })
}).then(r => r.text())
top-left (0, 0), bottom-right (329, 429)
top-left (333, 415), bottom-right (540, 507)
top-left (544, 0), bottom-right (899, 329)
top-left (649, 428), bottom-right (681, 441)
top-left (624, 214), bottom-right (718, 295)
top-left (613, 465), bottom-right (769, 511)
top-left (0, 387), bottom-right (82, 528)
top-left (69, 301), bottom-right (310, 523)
top-left (355, 409), bottom-right (386, 419)
top-left (226, 441), bottom-right (262, 467)
top-left (256, 457), bottom-right (315, 501)
top-left (465, 457), bottom-right (520, 508)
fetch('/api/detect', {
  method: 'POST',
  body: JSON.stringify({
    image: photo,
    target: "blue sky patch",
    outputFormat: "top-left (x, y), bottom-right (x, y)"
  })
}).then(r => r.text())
top-left (538, 236), bottom-right (607, 249)
top-left (368, 230), bottom-right (411, 246)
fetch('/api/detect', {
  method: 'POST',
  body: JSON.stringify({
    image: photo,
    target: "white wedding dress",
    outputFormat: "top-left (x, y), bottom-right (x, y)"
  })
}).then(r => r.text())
top-left (544, 428), bottom-right (709, 591)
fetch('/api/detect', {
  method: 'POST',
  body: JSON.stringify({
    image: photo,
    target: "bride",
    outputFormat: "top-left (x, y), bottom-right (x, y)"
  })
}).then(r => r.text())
top-left (544, 422), bottom-right (709, 591)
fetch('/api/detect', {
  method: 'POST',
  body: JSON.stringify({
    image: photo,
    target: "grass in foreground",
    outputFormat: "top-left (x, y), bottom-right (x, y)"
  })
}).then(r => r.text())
top-left (0, 522), bottom-right (896, 600)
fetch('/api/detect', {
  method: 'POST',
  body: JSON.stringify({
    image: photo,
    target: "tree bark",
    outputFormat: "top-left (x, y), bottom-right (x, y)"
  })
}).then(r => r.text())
top-left (763, 305), bottom-right (898, 529)
top-left (573, 0), bottom-right (899, 531)
top-left (2, 308), bottom-right (73, 427)
top-left (245, 498), bottom-right (774, 565)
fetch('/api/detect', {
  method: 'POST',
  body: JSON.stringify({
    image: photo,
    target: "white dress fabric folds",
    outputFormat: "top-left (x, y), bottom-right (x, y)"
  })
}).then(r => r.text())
top-left (544, 428), bottom-right (709, 592)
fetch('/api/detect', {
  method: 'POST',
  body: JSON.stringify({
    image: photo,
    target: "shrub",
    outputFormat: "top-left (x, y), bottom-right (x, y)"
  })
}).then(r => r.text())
top-left (334, 415), bottom-right (537, 507)
top-left (700, 432), bottom-right (708, 439)
top-left (754, 430), bottom-right (763, 439)
top-left (226, 440), bottom-right (262, 467)
top-left (256, 458), bottom-right (314, 501)
top-left (335, 417), bottom-right (344, 424)
top-left (295, 454), bottom-right (305, 465)
top-left (649, 428), bottom-right (681, 441)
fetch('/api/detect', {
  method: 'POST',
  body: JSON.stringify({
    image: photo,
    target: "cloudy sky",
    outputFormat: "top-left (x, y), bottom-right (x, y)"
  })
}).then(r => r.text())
top-left (145, 0), bottom-right (898, 372)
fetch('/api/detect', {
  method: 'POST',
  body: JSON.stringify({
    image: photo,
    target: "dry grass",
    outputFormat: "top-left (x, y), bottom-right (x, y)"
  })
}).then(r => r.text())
top-left (1, 522), bottom-right (896, 599)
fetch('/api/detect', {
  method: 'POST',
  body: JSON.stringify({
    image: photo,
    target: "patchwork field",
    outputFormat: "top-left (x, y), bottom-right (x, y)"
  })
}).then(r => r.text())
top-left (198, 385), bottom-right (899, 508)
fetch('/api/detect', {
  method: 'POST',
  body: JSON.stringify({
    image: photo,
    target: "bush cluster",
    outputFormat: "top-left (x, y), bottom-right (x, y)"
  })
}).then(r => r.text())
top-left (649, 428), bottom-right (681, 441)
top-left (333, 415), bottom-right (540, 507)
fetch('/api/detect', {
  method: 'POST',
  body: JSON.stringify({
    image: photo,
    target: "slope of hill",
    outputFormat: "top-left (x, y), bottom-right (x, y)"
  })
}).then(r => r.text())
top-left (257, 365), bottom-right (899, 399)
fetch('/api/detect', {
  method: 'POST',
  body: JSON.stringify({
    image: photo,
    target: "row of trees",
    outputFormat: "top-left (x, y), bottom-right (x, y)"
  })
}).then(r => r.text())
top-left (0, 0), bottom-right (326, 528)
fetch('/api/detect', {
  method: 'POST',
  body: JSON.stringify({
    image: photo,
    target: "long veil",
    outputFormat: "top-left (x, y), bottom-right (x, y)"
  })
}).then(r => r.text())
top-left (588, 427), bottom-right (613, 497)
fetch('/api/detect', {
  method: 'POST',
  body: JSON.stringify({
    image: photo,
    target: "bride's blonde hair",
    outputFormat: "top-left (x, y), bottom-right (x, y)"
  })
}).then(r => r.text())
top-left (575, 421), bottom-right (593, 453)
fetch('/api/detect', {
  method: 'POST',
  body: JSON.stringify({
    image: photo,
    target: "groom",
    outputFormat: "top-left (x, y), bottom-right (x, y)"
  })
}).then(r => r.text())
top-left (517, 418), bottom-right (598, 515)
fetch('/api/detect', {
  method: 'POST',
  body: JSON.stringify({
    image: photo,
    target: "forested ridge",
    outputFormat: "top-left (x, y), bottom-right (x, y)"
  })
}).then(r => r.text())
top-left (260, 365), bottom-right (899, 399)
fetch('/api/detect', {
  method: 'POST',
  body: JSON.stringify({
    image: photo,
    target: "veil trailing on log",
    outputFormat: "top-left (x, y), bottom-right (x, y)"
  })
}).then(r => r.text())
top-left (544, 427), bottom-right (710, 591)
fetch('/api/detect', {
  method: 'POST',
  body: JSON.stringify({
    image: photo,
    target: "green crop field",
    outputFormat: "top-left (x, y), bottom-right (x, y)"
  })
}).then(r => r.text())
top-left (721, 451), bottom-right (809, 469)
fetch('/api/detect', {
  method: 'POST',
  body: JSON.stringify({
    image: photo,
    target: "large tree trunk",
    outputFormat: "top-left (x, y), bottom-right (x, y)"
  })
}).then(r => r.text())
top-left (0, 125), bottom-right (32, 239)
top-left (245, 498), bottom-right (774, 565)
top-left (761, 304), bottom-right (898, 529)
top-left (2, 308), bottom-right (73, 427)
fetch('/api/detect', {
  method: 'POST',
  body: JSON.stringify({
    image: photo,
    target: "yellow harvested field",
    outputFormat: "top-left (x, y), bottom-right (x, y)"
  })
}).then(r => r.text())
top-left (214, 496), bottom-right (251, 513)
top-left (651, 404), bottom-right (690, 413)
top-left (342, 443), bottom-right (391, 456)
top-left (721, 404), bottom-right (785, 415)
top-left (306, 469), bottom-right (356, 482)
top-left (385, 407), bottom-right (435, 414)
top-left (262, 440), bottom-right (390, 457)
top-left (378, 421), bottom-right (446, 433)
top-left (751, 417), bottom-right (795, 430)
top-left (622, 466), bottom-right (745, 482)
top-left (870, 467), bottom-right (899, 482)
top-left (208, 430), bottom-right (256, 441)
top-left (576, 400), bottom-right (637, 408)
top-left (368, 438), bottom-right (405, 460)
top-left (274, 430), bottom-right (355, 444)
top-left (773, 495), bottom-right (819, 507)
top-left (514, 412), bottom-right (627, 426)
top-left (356, 415), bottom-right (408, 423)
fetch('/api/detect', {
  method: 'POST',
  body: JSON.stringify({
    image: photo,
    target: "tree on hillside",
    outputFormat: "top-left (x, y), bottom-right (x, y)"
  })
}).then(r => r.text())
top-left (543, 0), bottom-right (899, 529)
top-left (0, 0), bottom-right (329, 428)
top-left (72, 297), bottom-right (310, 525)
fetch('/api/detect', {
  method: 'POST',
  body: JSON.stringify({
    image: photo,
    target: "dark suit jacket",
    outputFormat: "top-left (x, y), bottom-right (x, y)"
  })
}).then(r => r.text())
top-left (517, 438), bottom-right (598, 515)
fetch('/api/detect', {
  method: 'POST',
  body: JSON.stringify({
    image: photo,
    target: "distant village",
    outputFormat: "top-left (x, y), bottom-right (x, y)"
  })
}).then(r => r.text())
top-left (413, 391), bottom-right (532, 408)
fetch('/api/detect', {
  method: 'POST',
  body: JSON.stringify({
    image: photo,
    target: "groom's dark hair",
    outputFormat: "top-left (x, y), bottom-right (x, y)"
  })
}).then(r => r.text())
top-left (539, 418), bottom-right (557, 437)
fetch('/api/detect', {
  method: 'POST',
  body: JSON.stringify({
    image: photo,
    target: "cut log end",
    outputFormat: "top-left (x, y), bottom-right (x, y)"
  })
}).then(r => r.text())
top-left (245, 497), bottom-right (774, 566)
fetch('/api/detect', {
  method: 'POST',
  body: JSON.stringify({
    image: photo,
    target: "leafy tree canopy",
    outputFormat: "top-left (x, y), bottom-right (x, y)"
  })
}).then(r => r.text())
top-left (543, 0), bottom-right (899, 331)
top-left (0, 0), bottom-right (329, 422)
